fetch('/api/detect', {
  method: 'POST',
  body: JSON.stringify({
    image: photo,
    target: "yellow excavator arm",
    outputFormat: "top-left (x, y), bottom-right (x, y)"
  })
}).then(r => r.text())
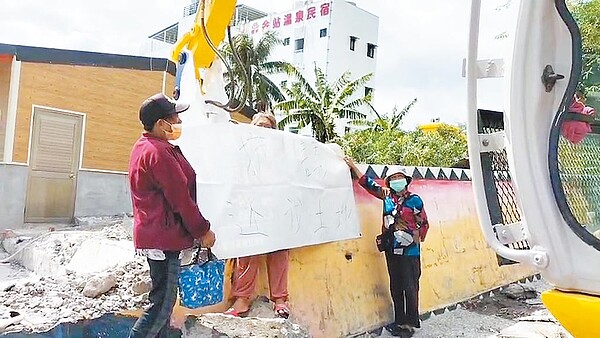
top-left (170, 0), bottom-right (237, 68)
top-left (170, 0), bottom-right (249, 114)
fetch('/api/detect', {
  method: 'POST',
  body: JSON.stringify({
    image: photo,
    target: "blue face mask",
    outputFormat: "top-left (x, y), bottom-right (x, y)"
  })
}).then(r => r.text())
top-left (389, 179), bottom-right (408, 193)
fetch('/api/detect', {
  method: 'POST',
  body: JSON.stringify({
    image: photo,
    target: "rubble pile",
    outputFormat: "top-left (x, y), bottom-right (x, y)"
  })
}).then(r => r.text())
top-left (0, 219), bottom-right (150, 334)
top-left (184, 314), bottom-right (310, 338)
top-left (1, 220), bottom-right (310, 337)
top-left (0, 258), bottom-right (150, 333)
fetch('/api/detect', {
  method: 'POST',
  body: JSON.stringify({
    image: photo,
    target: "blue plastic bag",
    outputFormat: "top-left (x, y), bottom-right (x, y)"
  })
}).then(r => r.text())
top-left (178, 248), bottom-right (225, 309)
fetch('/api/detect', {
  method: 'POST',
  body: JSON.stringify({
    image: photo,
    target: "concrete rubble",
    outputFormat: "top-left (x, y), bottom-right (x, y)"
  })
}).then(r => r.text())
top-left (0, 218), bottom-right (310, 337)
top-left (183, 313), bottom-right (310, 338)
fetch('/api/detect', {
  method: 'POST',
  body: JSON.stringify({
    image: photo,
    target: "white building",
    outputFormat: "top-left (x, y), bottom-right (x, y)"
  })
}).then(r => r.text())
top-left (141, 0), bottom-right (379, 137)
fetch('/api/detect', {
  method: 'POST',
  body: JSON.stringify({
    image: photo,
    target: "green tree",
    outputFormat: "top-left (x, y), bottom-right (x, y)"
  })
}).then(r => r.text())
top-left (571, 0), bottom-right (600, 92)
top-left (275, 65), bottom-right (373, 143)
top-left (340, 129), bottom-right (406, 165)
top-left (340, 123), bottom-right (468, 167)
top-left (221, 31), bottom-right (290, 109)
top-left (356, 99), bottom-right (418, 132)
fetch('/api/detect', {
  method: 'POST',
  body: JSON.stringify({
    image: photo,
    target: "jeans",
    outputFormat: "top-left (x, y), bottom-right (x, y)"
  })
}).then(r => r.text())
top-left (129, 251), bottom-right (181, 338)
top-left (385, 253), bottom-right (421, 328)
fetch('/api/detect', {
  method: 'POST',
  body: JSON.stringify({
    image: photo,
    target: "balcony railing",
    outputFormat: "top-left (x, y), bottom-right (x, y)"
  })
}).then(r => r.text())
top-left (183, 2), bottom-right (199, 17)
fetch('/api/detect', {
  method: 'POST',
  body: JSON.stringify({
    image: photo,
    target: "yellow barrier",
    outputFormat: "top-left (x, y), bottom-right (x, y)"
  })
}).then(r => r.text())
top-left (159, 173), bottom-right (534, 337)
top-left (252, 177), bottom-right (534, 337)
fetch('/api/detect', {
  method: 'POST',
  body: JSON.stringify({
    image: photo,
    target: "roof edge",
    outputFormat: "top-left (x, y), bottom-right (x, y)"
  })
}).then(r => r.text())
top-left (0, 43), bottom-right (176, 76)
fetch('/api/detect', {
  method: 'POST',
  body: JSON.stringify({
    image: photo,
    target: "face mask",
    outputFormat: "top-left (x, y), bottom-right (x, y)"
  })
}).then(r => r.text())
top-left (389, 179), bottom-right (408, 193)
top-left (162, 120), bottom-right (182, 140)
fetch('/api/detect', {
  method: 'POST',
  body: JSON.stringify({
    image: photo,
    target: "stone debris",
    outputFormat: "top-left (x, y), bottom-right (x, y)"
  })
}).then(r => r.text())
top-left (492, 322), bottom-right (573, 338)
top-left (184, 314), bottom-right (310, 338)
top-left (518, 310), bottom-right (558, 323)
top-left (131, 276), bottom-right (152, 296)
top-left (0, 219), bottom-right (151, 334)
top-left (0, 259), bottom-right (150, 334)
top-left (82, 272), bottom-right (118, 298)
top-left (501, 284), bottom-right (538, 300)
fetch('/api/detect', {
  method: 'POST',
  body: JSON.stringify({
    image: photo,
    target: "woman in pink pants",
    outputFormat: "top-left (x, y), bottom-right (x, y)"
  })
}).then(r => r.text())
top-left (225, 112), bottom-right (291, 319)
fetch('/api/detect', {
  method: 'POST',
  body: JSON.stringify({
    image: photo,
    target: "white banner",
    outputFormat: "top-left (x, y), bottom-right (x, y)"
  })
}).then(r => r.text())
top-left (175, 123), bottom-right (361, 259)
top-left (172, 51), bottom-right (360, 258)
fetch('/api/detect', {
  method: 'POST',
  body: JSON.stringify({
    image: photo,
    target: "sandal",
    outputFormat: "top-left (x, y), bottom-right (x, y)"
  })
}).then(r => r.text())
top-left (274, 303), bottom-right (290, 319)
top-left (224, 307), bottom-right (249, 318)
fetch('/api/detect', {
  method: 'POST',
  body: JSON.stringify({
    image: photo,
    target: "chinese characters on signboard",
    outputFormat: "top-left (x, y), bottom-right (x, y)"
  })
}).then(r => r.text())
top-left (250, 2), bottom-right (331, 34)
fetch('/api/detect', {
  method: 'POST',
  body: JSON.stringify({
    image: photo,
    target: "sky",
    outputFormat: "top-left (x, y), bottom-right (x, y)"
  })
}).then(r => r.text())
top-left (0, 0), bottom-right (515, 129)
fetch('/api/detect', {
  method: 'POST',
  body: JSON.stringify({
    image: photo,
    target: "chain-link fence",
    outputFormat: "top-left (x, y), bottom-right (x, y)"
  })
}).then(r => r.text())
top-left (558, 128), bottom-right (600, 237)
top-left (478, 110), bottom-right (531, 265)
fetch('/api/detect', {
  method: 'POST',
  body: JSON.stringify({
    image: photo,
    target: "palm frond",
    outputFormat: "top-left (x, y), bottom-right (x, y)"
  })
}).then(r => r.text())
top-left (391, 98), bottom-right (417, 128)
top-left (282, 64), bottom-right (318, 100)
top-left (255, 72), bottom-right (285, 103)
top-left (274, 99), bottom-right (301, 112)
top-left (348, 119), bottom-right (372, 126)
top-left (314, 65), bottom-right (328, 96)
top-left (344, 96), bottom-right (372, 110)
top-left (333, 73), bottom-right (373, 107)
top-left (255, 31), bottom-right (281, 63)
top-left (332, 71), bottom-right (351, 93)
top-left (277, 111), bottom-right (312, 129)
top-left (338, 109), bottom-right (366, 120)
top-left (261, 61), bottom-right (293, 75)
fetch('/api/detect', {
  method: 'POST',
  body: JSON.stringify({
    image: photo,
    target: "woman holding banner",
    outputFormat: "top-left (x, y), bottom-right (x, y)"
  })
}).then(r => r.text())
top-left (345, 157), bottom-right (429, 337)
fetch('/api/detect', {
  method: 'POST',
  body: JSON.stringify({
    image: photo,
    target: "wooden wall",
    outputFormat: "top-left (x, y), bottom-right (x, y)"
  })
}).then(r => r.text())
top-left (0, 59), bottom-right (11, 160)
top-left (13, 62), bottom-right (173, 172)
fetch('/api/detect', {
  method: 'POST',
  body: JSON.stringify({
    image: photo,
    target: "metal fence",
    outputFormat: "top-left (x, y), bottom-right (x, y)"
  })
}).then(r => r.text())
top-left (478, 108), bottom-right (600, 264)
top-left (558, 126), bottom-right (600, 237)
top-left (478, 110), bottom-right (530, 265)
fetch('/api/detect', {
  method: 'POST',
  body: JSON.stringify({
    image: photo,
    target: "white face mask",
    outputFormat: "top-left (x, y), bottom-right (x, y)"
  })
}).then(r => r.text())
top-left (162, 120), bottom-right (182, 140)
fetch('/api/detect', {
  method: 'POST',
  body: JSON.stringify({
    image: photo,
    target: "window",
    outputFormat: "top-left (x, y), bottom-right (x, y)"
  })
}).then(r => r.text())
top-left (289, 126), bottom-right (299, 134)
top-left (283, 37), bottom-right (290, 46)
top-left (365, 87), bottom-right (374, 97)
top-left (320, 28), bottom-right (327, 38)
top-left (350, 36), bottom-right (357, 51)
top-left (367, 43), bottom-right (376, 58)
top-left (295, 38), bottom-right (304, 52)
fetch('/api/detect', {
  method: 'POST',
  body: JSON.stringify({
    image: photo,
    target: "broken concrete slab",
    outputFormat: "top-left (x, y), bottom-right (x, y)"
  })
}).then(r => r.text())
top-left (131, 277), bottom-right (152, 296)
top-left (501, 284), bottom-right (538, 300)
top-left (491, 322), bottom-right (573, 338)
top-left (183, 314), bottom-right (310, 338)
top-left (83, 273), bottom-right (118, 298)
top-left (518, 310), bottom-right (558, 323)
top-left (66, 238), bottom-right (135, 276)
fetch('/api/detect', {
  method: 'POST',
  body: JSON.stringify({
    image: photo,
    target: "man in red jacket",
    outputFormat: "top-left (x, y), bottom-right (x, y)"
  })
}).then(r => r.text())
top-left (128, 93), bottom-right (215, 338)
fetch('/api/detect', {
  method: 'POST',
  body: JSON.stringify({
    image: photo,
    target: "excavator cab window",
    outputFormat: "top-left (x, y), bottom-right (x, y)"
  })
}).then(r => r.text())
top-left (549, 0), bottom-right (600, 250)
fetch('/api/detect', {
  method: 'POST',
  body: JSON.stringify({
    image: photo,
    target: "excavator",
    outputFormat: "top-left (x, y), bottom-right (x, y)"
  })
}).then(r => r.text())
top-left (170, 0), bottom-right (600, 336)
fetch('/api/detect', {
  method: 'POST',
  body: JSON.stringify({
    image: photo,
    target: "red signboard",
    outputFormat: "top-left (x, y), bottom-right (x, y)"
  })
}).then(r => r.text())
top-left (250, 2), bottom-right (332, 34)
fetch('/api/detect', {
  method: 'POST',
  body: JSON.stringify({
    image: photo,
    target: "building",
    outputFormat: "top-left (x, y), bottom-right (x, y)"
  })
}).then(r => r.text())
top-left (0, 44), bottom-right (177, 227)
top-left (141, 0), bottom-right (379, 137)
top-left (0, 43), bottom-right (257, 228)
